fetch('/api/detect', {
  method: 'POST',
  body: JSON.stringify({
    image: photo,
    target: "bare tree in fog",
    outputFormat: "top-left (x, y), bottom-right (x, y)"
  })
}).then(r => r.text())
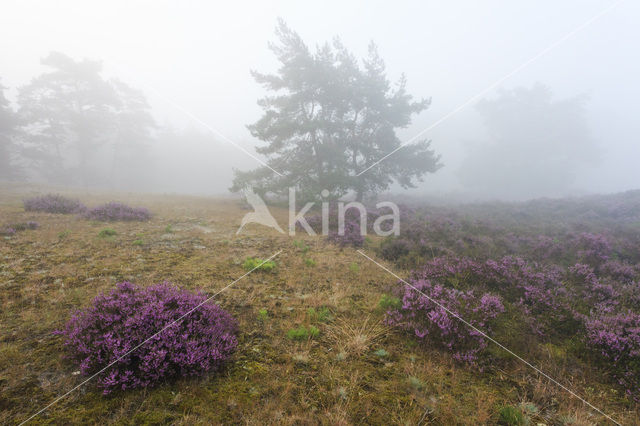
top-left (231, 20), bottom-right (441, 201)
top-left (459, 84), bottom-right (599, 199)
top-left (0, 80), bottom-right (22, 180)
top-left (16, 52), bottom-right (155, 188)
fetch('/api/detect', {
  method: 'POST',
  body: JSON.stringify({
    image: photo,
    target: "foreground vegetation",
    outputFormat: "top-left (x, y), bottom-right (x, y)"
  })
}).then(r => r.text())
top-left (1, 185), bottom-right (639, 424)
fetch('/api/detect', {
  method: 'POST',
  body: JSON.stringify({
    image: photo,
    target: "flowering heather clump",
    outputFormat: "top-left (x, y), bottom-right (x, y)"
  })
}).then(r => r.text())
top-left (84, 202), bottom-right (151, 222)
top-left (56, 282), bottom-right (238, 393)
top-left (572, 232), bottom-right (612, 266)
top-left (327, 220), bottom-right (365, 247)
top-left (0, 227), bottom-right (16, 236)
top-left (585, 311), bottom-right (640, 399)
top-left (23, 194), bottom-right (86, 214)
top-left (385, 279), bottom-right (505, 365)
top-left (7, 221), bottom-right (39, 231)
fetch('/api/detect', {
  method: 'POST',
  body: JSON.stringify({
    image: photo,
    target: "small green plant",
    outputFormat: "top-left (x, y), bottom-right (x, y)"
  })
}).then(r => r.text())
top-left (286, 325), bottom-right (319, 340)
top-left (307, 307), bottom-right (332, 323)
top-left (408, 376), bottom-right (426, 390)
top-left (98, 228), bottom-right (117, 238)
top-left (243, 257), bottom-right (276, 272)
top-left (349, 262), bottom-right (359, 273)
top-left (293, 239), bottom-right (309, 253)
top-left (58, 230), bottom-right (70, 239)
top-left (257, 308), bottom-right (268, 321)
top-left (378, 294), bottom-right (402, 310)
top-left (374, 348), bottom-right (389, 358)
top-left (497, 405), bottom-right (525, 426)
top-left (304, 258), bottom-right (316, 267)
top-left (133, 239), bottom-right (144, 246)
top-left (164, 224), bottom-right (173, 233)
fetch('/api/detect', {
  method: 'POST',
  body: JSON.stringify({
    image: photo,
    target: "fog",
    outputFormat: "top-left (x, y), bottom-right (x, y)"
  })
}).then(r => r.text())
top-left (1, 0), bottom-right (638, 200)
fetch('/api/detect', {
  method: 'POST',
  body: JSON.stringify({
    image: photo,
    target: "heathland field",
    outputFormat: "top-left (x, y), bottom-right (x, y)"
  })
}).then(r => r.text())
top-left (1, 185), bottom-right (640, 425)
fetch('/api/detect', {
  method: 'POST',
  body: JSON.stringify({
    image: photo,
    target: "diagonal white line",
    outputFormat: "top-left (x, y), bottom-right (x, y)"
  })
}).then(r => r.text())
top-left (18, 251), bottom-right (282, 425)
top-left (356, 250), bottom-right (621, 425)
top-left (356, 0), bottom-right (624, 177)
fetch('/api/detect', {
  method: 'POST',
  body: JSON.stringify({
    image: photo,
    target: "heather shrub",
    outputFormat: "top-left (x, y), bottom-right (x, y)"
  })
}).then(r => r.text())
top-left (1, 221), bottom-right (38, 236)
top-left (84, 202), bottom-right (151, 222)
top-left (7, 221), bottom-right (39, 231)
top-left (56, 282), bottom-right (238, 393)
top-left (24, 194), bottom-right (86, 214)
top-left (385, 279), bottom-right (505, 365)
top-left (327, 220), bottom-right (365, 247)
top-left (242, 257), bottom-right (276, 272)
top-left (585, 311), bottom-right (640, 399)
top-left (0, 227), bottom-right (16, 236)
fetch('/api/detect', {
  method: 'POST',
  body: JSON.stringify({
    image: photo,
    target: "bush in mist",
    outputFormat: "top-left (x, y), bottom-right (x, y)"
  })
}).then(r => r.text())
top-left (23, 194), bottom-right (86, 214)
top-left (84, 202), bottom-right (151, 222)
top-left (56, 281), bottom-right (238, 393)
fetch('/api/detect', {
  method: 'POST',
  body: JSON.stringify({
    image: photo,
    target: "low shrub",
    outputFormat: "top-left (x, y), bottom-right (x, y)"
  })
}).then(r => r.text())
top-left (585, 311), bottom-right (640, 400)
top-left (56, 281), bottom-right (238, 393)
top-left (327, 220), bottom-right (365, 247)
top-left (0, 227), bottom-right (16, 236)
top-left (385, 279), bottom-right (505, 365)
top-left (84, 202), bottom-right (151, 222)
top-left (8, 221), bottom-right (39, 231)
top-left (242, 257), bottom-right (276, 272)
top-left (23, 194), bottom-right (86, 214)
top-left (1, 221), bottom-right (38, 236)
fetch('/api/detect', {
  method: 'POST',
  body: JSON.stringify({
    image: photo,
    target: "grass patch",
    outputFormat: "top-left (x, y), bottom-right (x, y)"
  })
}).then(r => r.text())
top-left (98, 228), bottom-right (117, 238)
top-left (242, 257), bottom-right (276, 272)
top-left (497, 405), bottom-right (525, 425)
top-left (287, 325), bottom-right (320, 341)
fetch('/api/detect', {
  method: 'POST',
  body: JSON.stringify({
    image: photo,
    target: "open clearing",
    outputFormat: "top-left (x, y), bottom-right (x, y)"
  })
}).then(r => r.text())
top-left (1, 186), bottom-right (638, 425)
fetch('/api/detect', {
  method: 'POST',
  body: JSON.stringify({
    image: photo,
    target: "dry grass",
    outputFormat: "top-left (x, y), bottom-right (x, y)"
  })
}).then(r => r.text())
top-left (0, 183), bottom-right (638, 424)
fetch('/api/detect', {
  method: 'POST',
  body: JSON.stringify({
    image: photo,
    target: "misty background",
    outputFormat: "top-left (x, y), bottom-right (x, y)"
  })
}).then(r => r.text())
top-left (1, 0), bottom-right (638, 200)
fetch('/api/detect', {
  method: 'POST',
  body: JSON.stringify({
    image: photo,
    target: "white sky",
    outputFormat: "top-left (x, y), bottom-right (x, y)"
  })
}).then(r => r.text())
top-left (1, 0), bottom-right (638, 197)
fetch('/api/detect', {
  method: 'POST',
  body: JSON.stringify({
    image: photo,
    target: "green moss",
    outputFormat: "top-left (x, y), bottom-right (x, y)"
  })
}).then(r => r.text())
top-left (133, 239), bottom-right (144, 246)
top-left (304, 258), bottom-right (316, 267)
top-left (242, 257), bottom-right (276, 272)
top-left (257, 308), bottom-right (268, 321)
top-left (287, 325), bottom-right (319, 340)
top-left (98, 228), bottom-right (117, 238)
top-left (293, 239), bottom-right (309, 253)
